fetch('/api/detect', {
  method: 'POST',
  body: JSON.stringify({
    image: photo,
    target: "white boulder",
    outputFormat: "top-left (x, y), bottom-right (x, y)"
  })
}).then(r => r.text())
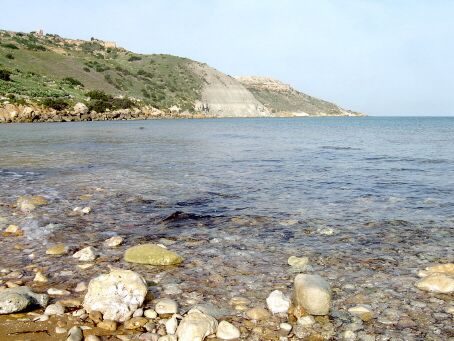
top-left (293, 274), bottom-right (331, 315)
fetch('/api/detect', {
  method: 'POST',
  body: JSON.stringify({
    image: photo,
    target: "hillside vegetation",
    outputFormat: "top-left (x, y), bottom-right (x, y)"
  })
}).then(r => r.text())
top-left (0, 30), bottom-right (203, 111)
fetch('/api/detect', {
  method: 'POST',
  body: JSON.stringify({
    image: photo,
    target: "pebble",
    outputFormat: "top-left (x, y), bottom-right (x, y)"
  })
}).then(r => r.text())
top-left (266, 290), bottom-right (291, 314)
top-left (176, 309), bottom-right (218, 341)
top-left (55, 327), bottom-right (67, 334)
top-left (246, 307), bottom-right (271, 320)
top-left (280, 322), bottom-right (292, 333)
top-left (297, 315), bottom-right (315, 326)
top-left (415, 273), bottom-right (454, 293)
top-left (216, 320), bottom-right (241, 340)
top-left (294, 274), bottom-right (332, 315)
top-left (48, 288), bottom-right (71, 296)
top-left (33, 271), bottom-right (48, 283)
top-left (33, 314), bottom-right (49, 322)
top-left (85, 336), bottom-right (101, 341)
top-left (124, 316), bottom-right (149, 329)
top-left (287, 256), bottom-right (309, 267)
top-left (73, 206), bottom-right (91, 214)
top-left (67, 326), bottom-right (83, 341)
top-left (348, 305), bottom-right (374, 321)
top-left (73, 246), bottom-right (97, 262)
top-left (229, 296), bottom-right (251, 306)
top-left (78, 263), bottom-right (94, 270)
top-left (44, 303), bottom-right (65, 316)
top-left (133, 308), bottom-right (144, 317)
top-left (97, 320), bottom-right (118, 331)
top-left (103, 236), bottom-right (124, 247)
top-left (155, 298), bottom-right (179, 315)
top-left (74, 282), bottom-right (87, 292)
top-left (46, 244), bottom-right (69, 255)
top-left (4, 225), bottom-right (23, 236)
top-left (72, 308), bottom-right (86, 317)
top-left (145, 309), bottom-right (158, 318)
top-left (165, 314), bottom-right (179, 334)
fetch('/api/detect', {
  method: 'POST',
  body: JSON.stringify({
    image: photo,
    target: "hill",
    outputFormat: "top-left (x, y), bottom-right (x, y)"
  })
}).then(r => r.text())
top-left (0, 30), bottom-right (362, 122)
top-left (236, 76), bottom-right (362, 116)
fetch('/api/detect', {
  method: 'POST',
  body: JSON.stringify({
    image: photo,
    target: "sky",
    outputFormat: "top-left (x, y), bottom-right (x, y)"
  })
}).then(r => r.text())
top-left (1, 0), bottom-right (453, 116)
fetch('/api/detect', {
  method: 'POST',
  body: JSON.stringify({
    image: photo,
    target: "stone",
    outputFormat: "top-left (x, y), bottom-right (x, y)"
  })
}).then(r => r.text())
top-left (124, 316), bottom-right (149, 329)
top-left (229, 297), bottom-right (251, 306)
top-left (17, 195), bottom-right (48, 212)
top-left (155, 298), bottom-right (178, 315)
top-left (55, 327), bottom-right (67, 334)
top-left (266, 290), bottom-right (291, 314)
top-left (103, 236), bottom-right (124, 247)
top-left (48, 288), bottom-right (70, 295)
top-left (246, 307), bottom-right (271, 320)
top-left (83, 269), bottom-right (147, 322)
top-left (294, 274), bottom-right (331, 315)
top-left (73, 206), bottom-right (91, 214)
top-left (158, 336), bottom-right (177, 341)
top-left (67, 326), bottom-right (83, 341)
top-left (89, 310), bottom-right (103, 323)
top-left (176, 309), bottom-right (218, 341)
top-left (133, 308), bottom-right (144, 317)
top-left (46, 244), bottom-right (69, 255)
top-left (216, 320), bottom-right (241, 340)
top-left (348, 305), bottom-right (374, 321)
top-left (74, 102), bottom-right (89, 115)
top-left (97, 320), bottom-right (117, 331)
top-left (165, 314), bottom-right (179, 334)
top-left (74, 282), bottom-right (87, 292)
top-left (33, 271), bottom-right (48, 283)
top-left (418, 263), bottom-right (454, 277)
top-left (4, 225), bottom-right (23, 236)
top-left (0, 286), bottom-right (48, 314)
top-left (144, 308), bottom-right (158, 318)
top-left (124, 244), bottom-right (183, 266)
top-left (415, 274), bottom-right (454, 293)
top-left (288, 256), bottom-right (309, 267)
top-left (85, 336), bottom-right (101, 341)
top-left (73, 246), bottom-right (97, 262)
top-left (279, 323), bottom-right (292, 333)
top-left (44, 303), bottom-right (65, 315)
top-left (297, 315), bottom-right (315, 326)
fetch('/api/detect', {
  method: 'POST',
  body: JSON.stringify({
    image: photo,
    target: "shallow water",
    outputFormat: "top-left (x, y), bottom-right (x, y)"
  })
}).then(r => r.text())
top-left (0, 117), bottom-right (453, 339)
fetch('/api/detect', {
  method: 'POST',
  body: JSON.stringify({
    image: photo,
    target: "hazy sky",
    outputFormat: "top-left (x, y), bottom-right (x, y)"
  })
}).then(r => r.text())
top-left (1, 0), bottom-right (453, 116)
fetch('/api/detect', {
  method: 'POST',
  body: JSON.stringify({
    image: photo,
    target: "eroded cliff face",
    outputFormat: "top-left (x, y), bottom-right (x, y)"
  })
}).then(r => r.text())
top-left (190, 63), bottom-right (270, 117)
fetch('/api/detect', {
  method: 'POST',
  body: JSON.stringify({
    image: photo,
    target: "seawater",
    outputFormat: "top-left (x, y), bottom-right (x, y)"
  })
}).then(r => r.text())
top-left (0, 117), bottom-right (453, 338)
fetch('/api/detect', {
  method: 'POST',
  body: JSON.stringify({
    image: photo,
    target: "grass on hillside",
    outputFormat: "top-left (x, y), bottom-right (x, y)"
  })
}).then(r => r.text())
top-left (0, 30), bottom-right (203, 111)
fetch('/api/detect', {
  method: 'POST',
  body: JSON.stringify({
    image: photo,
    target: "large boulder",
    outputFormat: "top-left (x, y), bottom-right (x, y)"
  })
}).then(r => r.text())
top-left (73, 102), bottom-right (89, 115)
top-left (0, 286), bottom-right (48, 314)
top-left (83, 269), bottom-right (147, 322)
top-left (176, 309), bottom-right (218, 341)
top-left (293, 274), bottom-right (331, 315)
top-left (124, 244), bottom-right (183, 266)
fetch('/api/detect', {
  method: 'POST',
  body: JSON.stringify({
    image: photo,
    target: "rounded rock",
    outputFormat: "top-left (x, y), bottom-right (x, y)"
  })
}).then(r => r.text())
top-left (216, 320), bottom-right (241, 340)
top-left (293, 274), bottom-right (331, 315)
top-left (266, 290), bottom-right (291, 314)
top-left (155, 298), bottom-right (178, 315)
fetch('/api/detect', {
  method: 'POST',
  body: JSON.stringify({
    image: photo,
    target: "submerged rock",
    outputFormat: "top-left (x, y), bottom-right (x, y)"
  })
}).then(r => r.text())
top-left (17, 195), bottom-right (48, 212)
top-left (73, 246), bottom-right (97, 262)
top-left (83, 268), bottom-right (147, 322)
top-left (288, 256), bottom-right (309, 267)
top-left (46, 244), bottom-right (69, 255)
top-left (418, 263), bottom-right (454, 277)
top-left (415, 274), bottom-right (454, 293)
top-left (176, 309), bottom-right (218, 341)
top-left (124, 244), bottom-right (183, 266)
top-left (246, 307), bottom-right (271, 320)
top-left (103, 236), bottom-right (124, 247)
top-left (266, 290), bottom-right (291, 314)
top-left (293, 274), bottom-right (331, 315)
top-left (0, 286), bottom-right (48, 314)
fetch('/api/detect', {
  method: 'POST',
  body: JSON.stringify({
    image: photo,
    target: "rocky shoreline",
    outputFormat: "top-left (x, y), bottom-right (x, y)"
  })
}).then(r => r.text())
top-left (0, 195), bottom-right (453, 340)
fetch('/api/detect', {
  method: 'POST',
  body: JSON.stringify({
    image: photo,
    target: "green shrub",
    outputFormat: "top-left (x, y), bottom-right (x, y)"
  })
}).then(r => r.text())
top-left (86, 89), bottom-right (135, 112)
top-left (1, 43), bottom-right (18, 49)
top-left (5, 53), bottom-right (14, 59)
top-left (0, 69), bottom-right (12, 81)
top-left (128, 55), bottom-right (142, 62)
top-left (83, 67), bottom-right (90, 72)
top-left (42, 97), bottom-right (70, 110)
top-left (62, 77), bottom-right (83, 87)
